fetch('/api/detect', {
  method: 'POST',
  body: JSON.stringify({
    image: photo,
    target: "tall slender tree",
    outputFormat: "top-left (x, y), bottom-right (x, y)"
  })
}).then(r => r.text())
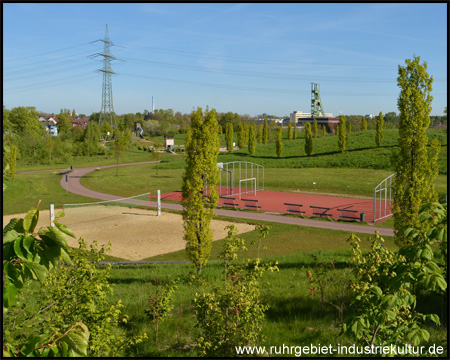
top-left (322, 124), bottom-right (326, 136)
top-left (361, 117), bottom-right (367, 131)
top-left (248, 124), bottom-right (256, 155)
top-left (304, 122), bottom-right (313, 156)
top-left (262, 118), bottom-right (269, 145)
top-left (225, 122), bottom-right (233, 152)
top-left (338, 115), bottom-right (347, 152)
top-left (237, 122), bottom-right (246, 149)
top-left (392, 55), bottom-right (440, 246)
top-left (313, 118), bottom-right (318, 138)
top-left (256, 123), bottom-right (263, 143)
top-left (375, 111), bottom-right (384, 147)
top-left (182, 107), bottom-right (220, 274)
top-left (275, 126), bottom-right (283, 158)
top-left (288, 120), bottom-right (292, 140)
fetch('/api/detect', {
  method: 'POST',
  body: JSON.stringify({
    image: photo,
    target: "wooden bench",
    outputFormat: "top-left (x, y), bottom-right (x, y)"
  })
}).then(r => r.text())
top-left (310, 206), bottom-right (332, 217)
top-left (337, 208), bottom-right (361, 221)
top-left (220, 197), bottom-right (238, 209)
top-left (241, 198), bottom-right (261, 211)
top-left (284, 203), bottom-right (305, 215)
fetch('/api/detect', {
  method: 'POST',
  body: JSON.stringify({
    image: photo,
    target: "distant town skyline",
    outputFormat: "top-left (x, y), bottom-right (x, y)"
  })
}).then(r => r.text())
top-left (3, 3), bottom-right (447, 117)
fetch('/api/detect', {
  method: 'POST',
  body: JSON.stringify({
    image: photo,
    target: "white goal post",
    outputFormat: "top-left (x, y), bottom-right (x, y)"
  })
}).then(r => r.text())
top-left (239, 178), bottom-right (257, 199)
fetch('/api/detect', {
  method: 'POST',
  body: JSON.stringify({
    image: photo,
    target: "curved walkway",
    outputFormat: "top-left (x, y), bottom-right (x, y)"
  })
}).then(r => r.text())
top-left (60, 162), bottom-right (394, 237)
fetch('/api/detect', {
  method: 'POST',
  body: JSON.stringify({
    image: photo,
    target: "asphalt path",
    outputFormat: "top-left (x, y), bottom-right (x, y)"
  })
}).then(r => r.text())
top-left (60, 162), bottom-right (394, 237)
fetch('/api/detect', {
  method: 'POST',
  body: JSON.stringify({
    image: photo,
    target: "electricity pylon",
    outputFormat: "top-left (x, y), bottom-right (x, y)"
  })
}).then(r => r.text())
top-left (97, 24), bottom-right (116, 128)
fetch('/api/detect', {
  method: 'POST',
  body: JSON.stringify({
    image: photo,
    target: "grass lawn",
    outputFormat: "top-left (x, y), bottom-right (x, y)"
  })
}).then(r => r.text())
top-left (106, 248), bottom-right (447, 357)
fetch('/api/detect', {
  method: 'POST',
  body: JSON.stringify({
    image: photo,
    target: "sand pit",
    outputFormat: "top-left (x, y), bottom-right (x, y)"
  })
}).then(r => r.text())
top-left (3, 206), bottom-right (255, 261)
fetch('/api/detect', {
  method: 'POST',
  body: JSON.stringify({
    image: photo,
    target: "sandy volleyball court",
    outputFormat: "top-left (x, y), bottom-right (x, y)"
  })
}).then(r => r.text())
top-left (3, 206), bottom-right (255, 261)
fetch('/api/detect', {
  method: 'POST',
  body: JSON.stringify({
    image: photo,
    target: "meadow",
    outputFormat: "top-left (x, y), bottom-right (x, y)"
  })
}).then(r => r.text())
top-left (3, 126), bottom-right (447, 357)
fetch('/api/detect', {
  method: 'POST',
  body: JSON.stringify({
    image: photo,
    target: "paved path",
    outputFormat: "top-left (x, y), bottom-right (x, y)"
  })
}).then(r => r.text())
top-left (60, 162), bottom-right (394, 237)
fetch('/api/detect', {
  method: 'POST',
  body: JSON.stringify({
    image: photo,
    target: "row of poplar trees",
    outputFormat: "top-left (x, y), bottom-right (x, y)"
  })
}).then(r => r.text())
top-left (180, 55), bottom-right (442, 274)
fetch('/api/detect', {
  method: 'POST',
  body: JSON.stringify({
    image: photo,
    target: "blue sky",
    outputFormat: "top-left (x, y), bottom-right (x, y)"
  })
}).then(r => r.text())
top-left (3, 3), bottom-right (447, 117)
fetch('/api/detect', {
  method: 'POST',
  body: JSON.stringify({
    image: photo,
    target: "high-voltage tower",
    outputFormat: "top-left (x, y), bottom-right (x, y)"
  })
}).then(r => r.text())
top-left (97, 24), bottom-right (117, 128)
top-left (311, 82), bottom-right (326, 118)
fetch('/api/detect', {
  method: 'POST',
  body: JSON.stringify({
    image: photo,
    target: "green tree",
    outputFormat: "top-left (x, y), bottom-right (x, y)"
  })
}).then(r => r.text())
top-left (262, 118), bottom-right (269, 145)
top-left (195, 225), bottom-right (278, 357)
top-left (275, 126), bottom-right (283, 158)
top-left (384, 111), bottom-right (398, 125)
top-left (101, 121), bottom-right (114, 140)
top-left (348, 122), bottom-right (352, 134)
top-left (8, 106), bottom-right (40, 135)
top-left (57, 112), bottom-right (72, 135)
top-left (83, 121), bottom-right (101, 156)
top-left (338, 115), bottom-right (347, 152)
top-left (256, 123), bottom-right (263, 143)
top-left (287, 120), bottom-right (292, 140)
top-left (304, 122), bottom-right (313, 156)
top-left (237, 122), bottom-right (246, 149)
top-left (3, 105), bottom-right (12, 132)
top-left (72, 109), bottom-right (76, 117)
top-left (392, 55), bottom-right (440, 246)
top-left (361, 118), bottom-right (368, 131)
top-left (248, 124), bottom-right (256, 155)
top-left (181, 107), bottom-right (220, 274)
top-left (113, 129), bottom-right (127, 176)
top-left (225, 122), bottom-right (234, 152)
top-left (313, 118), bottom-right (318, 138)
top-left (293, 120), bottom-right (297, 139)
top-left (322, 124), bottom-right (326, 136)
top-left (375, 111), bottom-right (384, 147)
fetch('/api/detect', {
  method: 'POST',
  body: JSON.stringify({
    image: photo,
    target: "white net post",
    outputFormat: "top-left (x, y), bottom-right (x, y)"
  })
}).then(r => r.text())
top-left (157, 190), bottom-right (161, 216)
top-left (50, 204), bottom-right (55, 227)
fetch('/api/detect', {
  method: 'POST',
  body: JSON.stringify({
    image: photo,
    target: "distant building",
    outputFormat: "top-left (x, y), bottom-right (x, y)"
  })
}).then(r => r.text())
top-left (71, 118), bottom-right (89, 129)
top-left (289, 110), bottom-right (339, 132)
top-left (39, 115), bottom-right (58, 136)
top-left (365, 114), bottom-right (375, 119)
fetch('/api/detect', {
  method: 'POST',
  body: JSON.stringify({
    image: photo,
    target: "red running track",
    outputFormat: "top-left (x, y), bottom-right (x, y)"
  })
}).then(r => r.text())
top-left (156, 188), bottom-right (391, 223)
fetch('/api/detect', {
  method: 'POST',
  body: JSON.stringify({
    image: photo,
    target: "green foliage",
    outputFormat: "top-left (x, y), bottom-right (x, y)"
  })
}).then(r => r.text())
top-left (8, 106), bottom-right (40, 136)
top-left (348, 122), bottom-right (352, 134)
top-left (182, 107), bottom-right (220, 274)
top-left (338, 115), bottom-right (347, 152)
top-left (145, 278), bottom-right (178, 343)
top-left (254, 224), bottom-right (270, 259)
top-left (3, 204), bottom-right (72, 312)
top-left (256, 123), bottom-right (263, 143)
top-left (38, 238), bottom-right (147, 356)
top-left (342, 204), bottom-right (446, 352)
top-left (304, 122), bottom-right (313, 156)
top-left (376, 111), bottom-right (384, 147)
top-left (275, 126), bottom-right (283, 158)
top-left (248, 124), bottom-right (256, 155)
top-left (362, 118), bottom-right (368, 131)
top-left (263, 118), bottom-right (269, 145)
top-left (313, 118), bottom-right (318, 138)
top-left (2, 206), bottom-right (90, 357)
top-left (293, 121), bottom-right (297, 139)
top-left (194, 225), bottom-right (279, 357)
top-left (237, 122), bottom-right (246, 149)
top-left (113, 129), bottom-right (129, 176)
top-left (9, 144), bottom-right (18, 181)
top-left (322, 124), bottom-right (326, 136)
top-left (288, 119), bottom-right (292, 140)
top-left (56, 113), bottom-right (72, 135)
top-left (225, 122), bottom-right (233, 152)
top-left (392, 55), bottom-right (439, 246)
top-left (306, 254), bottom-right (352, 323)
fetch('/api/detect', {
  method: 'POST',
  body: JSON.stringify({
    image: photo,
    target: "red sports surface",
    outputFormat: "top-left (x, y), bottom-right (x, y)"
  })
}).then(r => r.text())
top-left (157, 188), bottom-right (391, 223)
